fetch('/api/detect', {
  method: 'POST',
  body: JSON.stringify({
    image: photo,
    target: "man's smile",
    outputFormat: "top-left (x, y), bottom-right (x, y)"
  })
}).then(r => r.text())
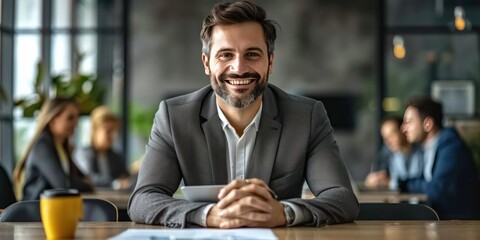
top-left (225, 79), bottom-right (255, 85)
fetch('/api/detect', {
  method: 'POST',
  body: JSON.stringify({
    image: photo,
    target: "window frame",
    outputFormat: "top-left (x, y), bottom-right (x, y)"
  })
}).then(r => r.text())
top-left (0, 0), bottom-right (129, 174)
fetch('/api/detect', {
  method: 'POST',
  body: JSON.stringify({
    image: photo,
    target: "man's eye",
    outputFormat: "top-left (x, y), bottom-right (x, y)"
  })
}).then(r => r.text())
top-left (246, 52), bottom-right (260, 57)
top-left (218, 53), bottom-right (233, 58)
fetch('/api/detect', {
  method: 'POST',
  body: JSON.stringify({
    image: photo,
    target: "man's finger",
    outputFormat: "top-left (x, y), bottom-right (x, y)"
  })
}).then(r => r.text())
top-left (219, 196), bottom-right (272, 217)
top-left (218, 179), bottom-right (246, 199)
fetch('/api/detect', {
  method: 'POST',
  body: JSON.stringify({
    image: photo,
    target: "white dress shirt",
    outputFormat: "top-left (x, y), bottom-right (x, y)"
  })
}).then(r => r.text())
top-left (217, 102), bottom-right (262, 182)
top-left (192, 102), bottom-right (262, 227)
top-left (423, 132), bottom-right (440, 182)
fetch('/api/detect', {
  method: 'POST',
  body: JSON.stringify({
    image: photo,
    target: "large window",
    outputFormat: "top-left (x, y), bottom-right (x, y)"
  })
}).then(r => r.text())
top-left (0, 0), bottom-right (127, 173)
top-left (380, 0), bottom-right (480, 173)
top-left (381, 0), bottom-right (480, 116)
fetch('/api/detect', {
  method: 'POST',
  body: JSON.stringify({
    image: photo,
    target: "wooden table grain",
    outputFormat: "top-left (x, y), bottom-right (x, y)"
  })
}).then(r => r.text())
top-left (1, 221), bottom-right (479, 240)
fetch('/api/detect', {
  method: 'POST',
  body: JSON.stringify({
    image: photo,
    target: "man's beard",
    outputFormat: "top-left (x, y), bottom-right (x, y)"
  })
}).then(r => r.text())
top-left (212, 72), bottom-right (267, 108)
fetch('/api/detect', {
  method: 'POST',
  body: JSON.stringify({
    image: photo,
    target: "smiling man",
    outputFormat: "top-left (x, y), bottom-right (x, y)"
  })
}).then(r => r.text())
top-left (128, 0), bottom-right (358, 228)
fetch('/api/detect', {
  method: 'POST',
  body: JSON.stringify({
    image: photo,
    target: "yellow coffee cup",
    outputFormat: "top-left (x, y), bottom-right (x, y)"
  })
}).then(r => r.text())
top-left (40, 189), bottom-right (83, 239)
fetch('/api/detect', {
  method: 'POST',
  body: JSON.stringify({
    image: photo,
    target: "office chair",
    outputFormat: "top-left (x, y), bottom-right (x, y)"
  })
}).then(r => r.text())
top-left (0, 163), bottom-right (17, 209)
top-left (0, 198), bottom-right (118, 222)
top-left (357, 203), bottom-right (439, 220)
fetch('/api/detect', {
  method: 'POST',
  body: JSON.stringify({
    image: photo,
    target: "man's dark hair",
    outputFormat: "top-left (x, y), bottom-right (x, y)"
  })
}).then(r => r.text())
top-left (200, 0), bottom-right (278, 57)
top-left (407, 97), bottom-right (444, 129)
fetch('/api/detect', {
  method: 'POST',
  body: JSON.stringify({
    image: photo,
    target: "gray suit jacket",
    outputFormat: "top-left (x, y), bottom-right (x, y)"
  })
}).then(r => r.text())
top-left (23, 131), bottom-right (94, 200)
top-left (128, 84), bottom-right (358, 228)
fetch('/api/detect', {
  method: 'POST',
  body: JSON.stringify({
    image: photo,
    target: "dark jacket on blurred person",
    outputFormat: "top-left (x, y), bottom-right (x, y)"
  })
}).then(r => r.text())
top-left (75, 146), bottom-right (129, 188)
top-left (400, 128), bottom-right (480, 219)
top-left (22, 131), bottom-right (94, 200)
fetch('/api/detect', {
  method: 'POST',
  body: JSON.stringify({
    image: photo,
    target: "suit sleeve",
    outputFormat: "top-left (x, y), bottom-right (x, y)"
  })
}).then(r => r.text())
top-left (128, 101), bottom-right (209, 228)
top-left (401, 142), bottom-right (467, 202)
top-left (286, 101), bottom-right (359, 226)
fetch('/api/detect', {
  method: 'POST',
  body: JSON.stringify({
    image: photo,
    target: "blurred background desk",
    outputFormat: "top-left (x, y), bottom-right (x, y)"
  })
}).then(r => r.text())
top-left (84, 189), bottom-right (132, 221)
top-left (356, 191), bottom-right (427, 204)
top-left (302, 189), bottom-right (427, 204)
top-left (84, 189), bottom-right (131, 209)
top-left (1, 221), bottom-right (480, 239)
top-left (87, 188), bottom-right (428, 212)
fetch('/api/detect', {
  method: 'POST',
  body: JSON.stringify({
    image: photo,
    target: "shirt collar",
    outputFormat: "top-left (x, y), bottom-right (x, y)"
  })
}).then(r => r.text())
top-left (424, 130), bottom-right (441, 152)
top-left (216, 100), bottom-right (262, 132)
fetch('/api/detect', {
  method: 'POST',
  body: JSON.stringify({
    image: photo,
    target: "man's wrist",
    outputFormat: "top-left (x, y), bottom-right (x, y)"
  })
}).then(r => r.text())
top-left (202, 204), bottom-right (215, 227)
top-left (283, 203), bottom-right (295, 226)
top-left (186, 204), bottom-right (214, 227)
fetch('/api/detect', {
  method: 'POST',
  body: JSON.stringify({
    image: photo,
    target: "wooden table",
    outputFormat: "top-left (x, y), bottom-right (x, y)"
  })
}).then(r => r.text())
top-left (1, 221), bottom-right (479, 239)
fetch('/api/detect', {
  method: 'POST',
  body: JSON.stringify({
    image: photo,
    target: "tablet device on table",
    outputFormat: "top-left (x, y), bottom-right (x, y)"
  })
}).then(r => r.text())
top-left (180, 185), bottom-right (225, 202)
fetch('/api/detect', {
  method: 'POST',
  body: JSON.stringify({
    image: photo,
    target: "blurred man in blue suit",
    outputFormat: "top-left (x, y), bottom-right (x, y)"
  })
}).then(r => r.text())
top-left (400, 97), bottom-right (480, 219)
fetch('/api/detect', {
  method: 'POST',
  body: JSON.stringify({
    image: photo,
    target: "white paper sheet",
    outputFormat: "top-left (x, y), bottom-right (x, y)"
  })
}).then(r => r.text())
top-left (109, 228), bottom-right (278, 240)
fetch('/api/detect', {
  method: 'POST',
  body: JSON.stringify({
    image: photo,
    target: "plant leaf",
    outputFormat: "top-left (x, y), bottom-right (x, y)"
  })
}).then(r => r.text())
top-left (34, 61), bottom-right (45, 93)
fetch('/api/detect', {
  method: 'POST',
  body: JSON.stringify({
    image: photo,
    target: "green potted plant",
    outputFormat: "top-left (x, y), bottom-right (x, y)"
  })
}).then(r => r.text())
top-left (14, 61), bottom-right (104, 117)
top-left (129, 102), bottom-right (157, 141)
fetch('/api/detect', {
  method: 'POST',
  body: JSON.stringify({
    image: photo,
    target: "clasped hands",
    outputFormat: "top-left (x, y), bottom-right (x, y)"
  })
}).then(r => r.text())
top-left (206, 178), bottom-right (286, 228)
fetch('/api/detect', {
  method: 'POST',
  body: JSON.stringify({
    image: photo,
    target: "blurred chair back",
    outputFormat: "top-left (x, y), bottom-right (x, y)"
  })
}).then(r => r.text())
top-left (0, 198), bottom-right (118, 222)
top-left (0, 200), bottom-right (41, 222)
top-left (0, 163), bottom-right (17, 209)
top-left (83, 198), bottom-right (118, 221)
top-left (357, 203), bottom-right (439, 220)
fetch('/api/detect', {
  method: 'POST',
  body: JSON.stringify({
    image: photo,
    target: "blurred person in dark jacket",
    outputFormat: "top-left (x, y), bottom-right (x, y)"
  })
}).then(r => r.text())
top-left (364, 116), bottom-right (423, 190)
top-left (14, 97), bottom-right (94, 200)
top-left (75, 106), bottom-right (130, 190)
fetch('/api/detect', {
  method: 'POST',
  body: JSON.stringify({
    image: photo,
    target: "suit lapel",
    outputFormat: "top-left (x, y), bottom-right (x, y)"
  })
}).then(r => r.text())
top-left (201, 93), bottom-right (228, 184)
top-left (246, 87), bottom-right (281, 183)
top-left (246, 117), bottom-right (281, 183)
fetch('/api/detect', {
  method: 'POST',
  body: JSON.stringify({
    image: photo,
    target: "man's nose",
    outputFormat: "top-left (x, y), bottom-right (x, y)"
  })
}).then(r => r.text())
top-left (229, 57), bottom-right (249, 74)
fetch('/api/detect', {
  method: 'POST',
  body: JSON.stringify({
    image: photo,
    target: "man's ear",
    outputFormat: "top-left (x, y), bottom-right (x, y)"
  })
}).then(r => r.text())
top-left (423, 117), bottom-right (434, 132)
top-left (268, 53), bottom-right (274, 74)
top-left (202, 54), bottom-right (210, 75)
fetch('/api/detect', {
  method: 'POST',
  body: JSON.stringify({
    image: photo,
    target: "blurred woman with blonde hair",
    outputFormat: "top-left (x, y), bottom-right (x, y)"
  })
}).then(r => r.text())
top-left (74, 106), bottom-right (130, 190)
top-left (14, 97), bottom-right (94, 200)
